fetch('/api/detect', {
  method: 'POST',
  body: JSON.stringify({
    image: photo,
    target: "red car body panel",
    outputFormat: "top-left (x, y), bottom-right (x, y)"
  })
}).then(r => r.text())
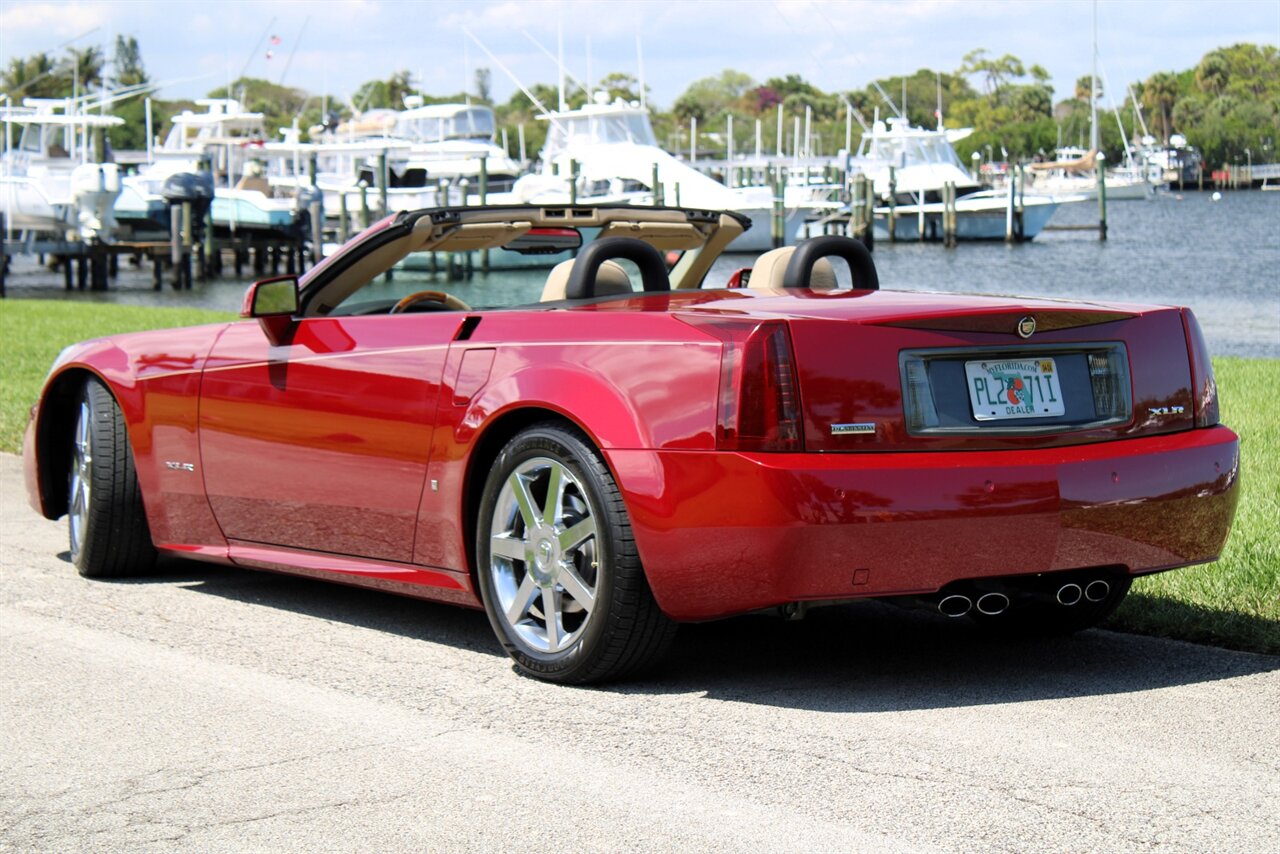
top-left (608, 427), bottom-right (1238, 620)
top-left (198, 314), bottom-right (461, 563)
top-left (24, 235), bottom-right (1241, 622)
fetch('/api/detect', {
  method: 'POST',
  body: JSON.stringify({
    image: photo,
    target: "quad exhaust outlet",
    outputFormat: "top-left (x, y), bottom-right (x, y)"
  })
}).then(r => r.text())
top-left (922, 575), bottom-right (1113, 618)
top-left (938, 594), bottom-right (973, 617)
top-left (1056, 583), bottom-right (1084, 606)
top-left (975, 592), bottom-right (1010, 616)
top-left (1084, 579), bottom-right (1111, 602)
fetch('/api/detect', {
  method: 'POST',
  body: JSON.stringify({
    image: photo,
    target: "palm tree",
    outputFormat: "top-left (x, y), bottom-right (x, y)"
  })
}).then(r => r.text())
top-left (2, 53), bottom-right (60, 100)
top-left (1140, 72), bottom-right (1180, 143)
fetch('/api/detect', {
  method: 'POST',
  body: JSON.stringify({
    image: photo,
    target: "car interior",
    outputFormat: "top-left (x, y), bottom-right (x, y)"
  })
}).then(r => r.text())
top-left (296, 206), bottom-right (876, 319)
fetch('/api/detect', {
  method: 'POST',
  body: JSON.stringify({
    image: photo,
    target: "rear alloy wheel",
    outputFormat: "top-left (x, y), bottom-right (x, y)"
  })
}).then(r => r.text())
top-left (69, 379), bottom-right (157, 578)
top-left (970, 576), bottom-right (1133, 636)
top-left (476, 423), bottom-right (675, 683)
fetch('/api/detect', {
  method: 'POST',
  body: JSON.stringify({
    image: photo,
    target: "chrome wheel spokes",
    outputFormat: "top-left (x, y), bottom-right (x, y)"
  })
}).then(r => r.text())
top-left (68, 400), bottom-right (92, 559)
top-left (489, 457), bottom-right (599, 654)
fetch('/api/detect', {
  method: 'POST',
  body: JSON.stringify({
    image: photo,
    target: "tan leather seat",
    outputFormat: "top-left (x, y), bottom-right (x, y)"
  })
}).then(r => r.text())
top-left (540, 259), bottom-right (635, 301)
top-left (235, 175), bottom-right (273, 196)
top-left (747, 246), bottom-right (837, 291)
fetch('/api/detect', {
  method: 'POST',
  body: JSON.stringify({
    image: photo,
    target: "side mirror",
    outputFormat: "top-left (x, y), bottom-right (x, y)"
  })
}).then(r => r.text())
top-left (241, 276), bottom-right (299, 346)
top-left (241, 275), bottom-right (299, 318)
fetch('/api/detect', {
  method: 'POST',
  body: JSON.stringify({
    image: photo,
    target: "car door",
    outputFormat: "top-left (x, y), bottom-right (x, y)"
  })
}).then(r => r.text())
top-left (198, 313), bottom-right (462, 563)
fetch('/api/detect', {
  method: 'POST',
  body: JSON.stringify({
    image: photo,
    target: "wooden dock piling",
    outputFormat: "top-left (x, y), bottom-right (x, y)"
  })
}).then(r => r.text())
top-left (1096, 153), bottom-right (1108, 241)
top-left (377, 151), bottom-right (388, 216)
top-left (887, 166), bottom-right (897, 243)
top-left (479, 156), bottom-right (489, 274)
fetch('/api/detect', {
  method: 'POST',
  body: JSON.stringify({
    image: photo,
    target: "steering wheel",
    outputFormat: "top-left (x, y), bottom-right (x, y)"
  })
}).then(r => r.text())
top-left (389, 290), bottom-right (472, 314)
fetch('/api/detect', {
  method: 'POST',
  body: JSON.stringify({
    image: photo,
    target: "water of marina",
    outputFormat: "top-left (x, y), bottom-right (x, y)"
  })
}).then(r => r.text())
top-left (3, 190), bottom-right (1277, 359)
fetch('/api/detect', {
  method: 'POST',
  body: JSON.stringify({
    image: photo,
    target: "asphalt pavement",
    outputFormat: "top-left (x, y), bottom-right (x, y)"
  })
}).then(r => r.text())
top-left (2, 452), bottom-right (1277, 852)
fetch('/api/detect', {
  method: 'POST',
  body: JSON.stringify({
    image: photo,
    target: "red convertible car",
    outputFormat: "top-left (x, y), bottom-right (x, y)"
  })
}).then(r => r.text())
top-left (24, 205), bottom-right (1239, 683)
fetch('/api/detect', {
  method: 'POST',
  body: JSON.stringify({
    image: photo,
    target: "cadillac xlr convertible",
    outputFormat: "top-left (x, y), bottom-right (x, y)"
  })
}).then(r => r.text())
top-left (24, 204), bottom-right (1239, 683)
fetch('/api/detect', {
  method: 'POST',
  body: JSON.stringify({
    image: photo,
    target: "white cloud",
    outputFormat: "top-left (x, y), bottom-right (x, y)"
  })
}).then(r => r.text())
top-left (2, 0), bottom-right (1272, 110)
top-left (0, 2), bottom-right (109, 41)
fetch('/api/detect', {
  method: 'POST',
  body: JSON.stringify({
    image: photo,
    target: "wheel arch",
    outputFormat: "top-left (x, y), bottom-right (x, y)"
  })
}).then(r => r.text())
top-left (459, 406), bottom-right (599, 589)
top-left (31, 366), bottom-right (113, 519)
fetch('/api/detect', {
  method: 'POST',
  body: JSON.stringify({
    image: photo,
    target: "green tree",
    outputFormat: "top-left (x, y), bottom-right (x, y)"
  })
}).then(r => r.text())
top-left (862, 69), bottom-right (976, 129)
top-left (672, 69), bottom-right (755, 121)
top-left (354, 69), bottom-right (417, 111)
top-left (106, 37), bottom-right (151, 150)
top-left (960, 49), bottom-right (1025, 100)
top-left (1195, 53), bottom-right (1229, 96)
top-left (597, 72), bottom-right (645, 105)
top-left (1, 52), bottom-right (62, 101)
top-left (1074, 75), bottom-right (1101, 102)
top-left (113, 36), bottom-right (147, 88)
top-left (65, 47), bottom-right (104, 95)
top-left (1139, 71), bottom-right (1180, 142)
top-left (474, 67), bottom-right (491, 104)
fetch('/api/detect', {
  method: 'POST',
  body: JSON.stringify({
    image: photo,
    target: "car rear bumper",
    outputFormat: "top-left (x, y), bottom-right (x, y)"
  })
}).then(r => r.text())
top-left (607, 426), bottom-right (1240, 621)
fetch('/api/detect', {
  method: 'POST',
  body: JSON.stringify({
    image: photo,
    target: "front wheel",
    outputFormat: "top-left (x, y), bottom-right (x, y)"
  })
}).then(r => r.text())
top-left (476, 422), bottom-right (675, 684)
top-left (69, 378), bottom-right (157, 578)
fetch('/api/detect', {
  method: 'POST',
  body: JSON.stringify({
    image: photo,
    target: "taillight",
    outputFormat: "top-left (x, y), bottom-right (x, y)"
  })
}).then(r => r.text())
top-left (902, 358), bottom-right (939, 430)
top-left (1181, 309), bottom-right (1219, 427)
top-left (680, 317), bottom-right (803, 452)
top-left (1087, 350), bottom-right (1128, 421)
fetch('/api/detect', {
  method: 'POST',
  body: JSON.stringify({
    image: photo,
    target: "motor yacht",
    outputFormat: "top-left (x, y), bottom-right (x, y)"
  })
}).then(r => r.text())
top-left (1, 101), bottom-right (123, 243)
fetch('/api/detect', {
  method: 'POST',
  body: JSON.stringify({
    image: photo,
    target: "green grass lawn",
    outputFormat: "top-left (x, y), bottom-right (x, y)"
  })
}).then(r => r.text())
top-left (1, 299), bottom-right (1276, 654)
top-left (1108, 356), bottom-right (1280, 655)
top-left (1, 301), bottom-right (236, 452)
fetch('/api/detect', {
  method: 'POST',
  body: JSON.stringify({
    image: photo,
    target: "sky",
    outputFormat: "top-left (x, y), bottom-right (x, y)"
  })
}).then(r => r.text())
top-left (1, 0), bottom-right (1277, 113)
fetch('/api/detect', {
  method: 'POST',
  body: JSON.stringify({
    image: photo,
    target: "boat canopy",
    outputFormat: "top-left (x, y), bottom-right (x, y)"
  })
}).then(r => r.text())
top-left (541, 101), bottom-right (658, 157)
top-left (394, 104), bottom-right (496, 142)
top-left (857, 119), bottom-right (971, 173)
top-left (2, 103), bottom-right (122, 162)
top-left (163, 100), bottom-right (268, 151)
top-left (1029, 148), bottom-right (1097, 173)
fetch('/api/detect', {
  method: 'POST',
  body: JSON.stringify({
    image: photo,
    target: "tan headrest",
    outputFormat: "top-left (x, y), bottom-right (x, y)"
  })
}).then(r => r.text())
top-left (540, 259), bottom-right (635, 302)
top-left (747, 246), bottom-right (836, 291)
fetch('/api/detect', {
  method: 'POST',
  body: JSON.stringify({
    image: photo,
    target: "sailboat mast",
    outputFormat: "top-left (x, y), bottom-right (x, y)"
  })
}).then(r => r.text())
top-left (636, 35), bottom-right (646, 110)
top-left (1090, 0), bottom-right (1099, 152)
top-left (557, 17), bottom-right (566, 111)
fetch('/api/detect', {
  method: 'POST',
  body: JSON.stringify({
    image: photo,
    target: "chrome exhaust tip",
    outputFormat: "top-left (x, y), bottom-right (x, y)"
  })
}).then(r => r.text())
top-left (1056, 583), bottom-right (1083, 606)
top-left (1084, 579), bottom-right (1111, 602)
top-left (938, 594), bottom-right (973, 618)
top-left (976, 592), bottom-right (1010, 616)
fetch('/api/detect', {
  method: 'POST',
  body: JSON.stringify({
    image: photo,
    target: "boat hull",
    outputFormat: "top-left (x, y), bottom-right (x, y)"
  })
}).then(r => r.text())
top-left (874, 196), bottom-right (1060, 241)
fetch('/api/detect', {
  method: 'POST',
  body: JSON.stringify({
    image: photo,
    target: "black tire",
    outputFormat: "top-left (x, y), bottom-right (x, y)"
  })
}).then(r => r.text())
top-left (476, 422), bottom-right (676, 684)
top-left (68, 378), bottom-right (158, 578)
top-left (970, 576), bottom-right (1133, 637)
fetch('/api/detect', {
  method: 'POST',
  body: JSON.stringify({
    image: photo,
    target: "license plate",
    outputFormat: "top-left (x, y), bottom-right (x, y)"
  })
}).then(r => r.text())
top-left (965, 357), bottom-right (1065, 420)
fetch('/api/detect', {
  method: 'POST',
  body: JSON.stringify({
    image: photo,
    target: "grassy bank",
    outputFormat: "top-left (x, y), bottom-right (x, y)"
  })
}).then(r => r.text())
top-left (1108, 356), bottom-right (1279, 655)
top-left (0, 301), bottom-right (236, 451)
top-left (1, 299), bottom-right (1276, 654)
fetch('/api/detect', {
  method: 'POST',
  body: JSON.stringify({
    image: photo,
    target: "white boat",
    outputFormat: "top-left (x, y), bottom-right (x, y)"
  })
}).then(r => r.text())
top-left (1139, 134), bottom-right (1204, 187)
top-left (1025, 146), bottom-right (1159, 202)
top-left (503, 93), bottom-right (804, 251)
top-left (386, 101), bottom-right (523, 192)
top-left (1, 101), bottom-right (123, 242)
top-left (1022, 4), bottom-right (1164, 203)
top-left (118, 100), bottom-right (300, 235)
top-left (873, 189), bottom-right (1061, 241)
top-left (273, 102), bottom-right (524, 217)
top-left (851, 117), bottom-right (1063, 240)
